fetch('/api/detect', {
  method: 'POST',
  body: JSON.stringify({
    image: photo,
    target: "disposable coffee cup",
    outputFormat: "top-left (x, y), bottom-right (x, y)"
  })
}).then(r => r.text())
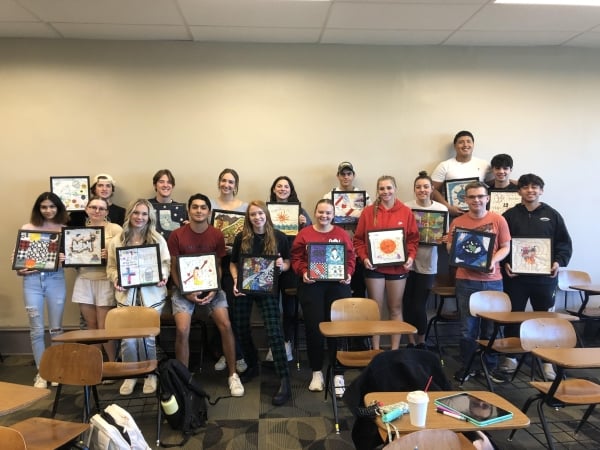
top-left (406, 390), bottom-right (429, 427)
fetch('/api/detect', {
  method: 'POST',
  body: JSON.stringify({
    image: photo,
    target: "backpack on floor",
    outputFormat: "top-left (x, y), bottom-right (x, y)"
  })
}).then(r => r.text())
top-left (158, 358), bottom-right (210, 447)
top-left (88, 403), bottom-right (151, 450)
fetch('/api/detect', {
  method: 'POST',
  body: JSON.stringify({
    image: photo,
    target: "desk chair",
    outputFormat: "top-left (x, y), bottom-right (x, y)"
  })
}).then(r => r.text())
top-left (103, 306), bottom-right (162, 446)
top-left (4, 419), bottom-right (90, 450)
top-left (509, 318), bottom-right (600, 450)
top-left (558, 269), bottom-right (591, 311)
top-left (325, 297), bottom-right (384, 434)
top-left (460, 291), bottom-right (528, 391)
top-left (383, 429), bottom-right (463, 450)
top-left (424, 274), bottom-right (459, 366)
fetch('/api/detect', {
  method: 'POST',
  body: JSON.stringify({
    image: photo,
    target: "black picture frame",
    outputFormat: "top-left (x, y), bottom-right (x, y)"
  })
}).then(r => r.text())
top-left (267, 202), bottom-right (300, 236)
top-left (449, 227), bottom-right (496, 273)
top-left (367, 228), bottom-right (406, 266)
top-left (211, 209), bottom-right (246, 246)
top-left (444, 177), bottom-right (479, 211)
top-left (116, 244), bottom-right (162, 289)
top-left (511, 236), bottom-right (553, 275)
top-left (238, 255), bottom-right (278, 295)
top-left (177, 253), bottom-right (220, 294)
top-left (62, 226), bottom-right (104, 267)
top-left (331, 190), bottom-right (366, 225)
top-left (50, 176), bottom-right (90, 211)
top-left (12, 229), bottom-right (61, 271)
top-left (307, 242), bottom-right (347, 281)
top-left (412, 209), bottom-right (448, 246)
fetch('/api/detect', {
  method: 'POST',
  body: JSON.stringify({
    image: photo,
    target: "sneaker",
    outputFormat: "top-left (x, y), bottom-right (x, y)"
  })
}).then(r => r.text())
top-left (265, 348), bottom-right (274, 362)
top-left (489, 369), bottom-right (510, 384)
top-left (142, 375), bottom-right (157, 394)
top-left (214, 355), bottom-right (227, 371)
top-left (236, 358), bottom-right (248, 373)
top-left (228, 373), bottom-right (245, 397)
top-left (285, 341), bottom-right (294, 362)
top-left (543, 363), bottom-right (556, 381)
top-left (454, 368), bottom-right (477, 383)
top-left (334, 375), bottom-right (345, 398)
top-left (33, 373), bottom-right (47, 389)
top-left (50, 381), bottom-right (59, 387)
top-left (499, 357), bottom-right (518, 374)
top-left (119, 378), bottom-right (137, 396)
top-left (309, 371), bottom-right (324, 392)
top-left (102, 379), bottom-right (116, 385)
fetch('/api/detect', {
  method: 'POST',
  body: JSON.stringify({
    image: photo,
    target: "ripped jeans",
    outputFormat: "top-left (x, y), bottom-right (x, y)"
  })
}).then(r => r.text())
top-left (23, 269), bottom-right (66, 368)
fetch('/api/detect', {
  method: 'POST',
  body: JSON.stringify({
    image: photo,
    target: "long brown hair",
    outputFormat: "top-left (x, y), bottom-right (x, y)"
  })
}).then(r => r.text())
top-left (240, 200), bottom-right (278, 254)
top-left (373, 175), bottom-right (397, 226)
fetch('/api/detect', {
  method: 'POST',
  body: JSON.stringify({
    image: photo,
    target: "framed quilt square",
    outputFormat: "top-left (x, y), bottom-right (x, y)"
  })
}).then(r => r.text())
top-left (367, 228), bottom-right (406, 266)
top-left (412, 209), bottom-right (448, 245)
top-left (153, 202), bottom-right (187, 238)
top-left (488, 190), bottom-right (521, 215)
top-left (211, 209), bottom-right (246, 246)
top-left (62, 226), bottom-right (104, 267)
top-left (307, 242), bottom-right (347, 281)
top-left (116, 244), bottom-right (162, 289)
top-left (12, 229), bottom-right (61, 271)
top-left (177, 253), bottom-right (219, 294)
top-left (511, 237), bottom-right (553, 275)
top-left (238, 255), bottom-right (278, 295)
top-left (50, 176), bottom-right (90, 211)
top-left (267, 202), bottom-right (300, 236)
top-left (445, 177), bottom-right (478, 212)
top-left (449, 227), bottom-right (496, 273)
top-left (331, 191), bottom-right (366, 225)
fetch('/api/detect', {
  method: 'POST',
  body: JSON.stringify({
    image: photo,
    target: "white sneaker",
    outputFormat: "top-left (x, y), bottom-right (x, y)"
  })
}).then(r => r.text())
top-left (228, 373), bottom-right (245, 397)
top-left (309, 371), bottom-right (324, 392)
top-left (33, 373), bottom-right (47, 389)
top-left (265, 348), bottom-right (274, 362)
top-left (142, 375), bottom-right (157, 394)
top-left (499, 357), bottom-right (518, 374)
top-left (334, 375), bottom-right (345, 398)
top-left (214, 356), bottom-right (227, 371)
top-left (236, 358), bottom-right (248, 373)
top-left (119, 378), bottom-right (137, 396)
top-left (285, 341), bottom-right (294, 362)
top-left (50, 381), bottom-right (59, 387)
top-left (543, 363), bottom-right (556, 381)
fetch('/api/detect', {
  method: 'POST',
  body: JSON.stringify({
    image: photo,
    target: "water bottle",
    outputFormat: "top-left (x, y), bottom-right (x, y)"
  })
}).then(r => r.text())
top-left (161, 394), bottom-right (179, 415)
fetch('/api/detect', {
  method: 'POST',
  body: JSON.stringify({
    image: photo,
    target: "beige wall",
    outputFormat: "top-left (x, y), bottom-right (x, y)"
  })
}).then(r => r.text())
top-left (1, 39), bottom-right (597, 328)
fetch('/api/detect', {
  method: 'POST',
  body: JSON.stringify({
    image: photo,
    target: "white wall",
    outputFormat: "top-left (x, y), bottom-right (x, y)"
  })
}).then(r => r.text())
top-left (1, 39), bottom-right (597, 327)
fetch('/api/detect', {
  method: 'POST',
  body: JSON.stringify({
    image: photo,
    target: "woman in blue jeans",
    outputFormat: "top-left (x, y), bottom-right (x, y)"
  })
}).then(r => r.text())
top-left (16, 192), bottom-right (69, 388)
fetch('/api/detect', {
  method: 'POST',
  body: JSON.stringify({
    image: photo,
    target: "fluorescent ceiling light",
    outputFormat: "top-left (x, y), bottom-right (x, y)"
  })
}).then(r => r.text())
top-left (495, 0), bottom-right (600, 5)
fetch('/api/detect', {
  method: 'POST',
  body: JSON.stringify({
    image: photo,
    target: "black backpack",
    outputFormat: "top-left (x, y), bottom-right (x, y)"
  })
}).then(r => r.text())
top-left (158, 359), bottom-right (210, 447)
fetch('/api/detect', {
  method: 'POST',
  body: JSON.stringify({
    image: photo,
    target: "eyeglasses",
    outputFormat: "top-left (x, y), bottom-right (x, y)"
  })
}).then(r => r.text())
top-left (466, 195), bottom-right (488, 200)
top-left (87, 206), bottom-right (107, 212)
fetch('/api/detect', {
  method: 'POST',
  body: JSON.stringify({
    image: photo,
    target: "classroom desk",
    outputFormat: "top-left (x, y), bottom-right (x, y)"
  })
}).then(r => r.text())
top-left (472, 311), bottom-right (577, 391)
top-left (364, 390), bottom-right (530, 442)
top-left (0, 381), bottom-right (50, 416)
top-left (569, 284), bottom-right (600, 317)
top-left (52, 327), bottom-right (160, 344)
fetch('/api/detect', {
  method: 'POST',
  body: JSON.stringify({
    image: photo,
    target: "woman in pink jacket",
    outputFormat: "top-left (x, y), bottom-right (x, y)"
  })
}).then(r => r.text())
top-left (353, 175), bottom-right (420, 350)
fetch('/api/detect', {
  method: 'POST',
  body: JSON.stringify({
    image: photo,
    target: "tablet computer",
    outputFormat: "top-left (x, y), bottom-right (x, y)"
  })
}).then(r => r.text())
top-left (434, 392), bottom-right (513, 427)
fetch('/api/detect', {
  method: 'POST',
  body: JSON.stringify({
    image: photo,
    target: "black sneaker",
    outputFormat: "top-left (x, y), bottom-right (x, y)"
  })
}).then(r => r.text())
top-left (489, 369), bottom-right (510, 384)
top-left (454, 368), bottom-right (477, 382)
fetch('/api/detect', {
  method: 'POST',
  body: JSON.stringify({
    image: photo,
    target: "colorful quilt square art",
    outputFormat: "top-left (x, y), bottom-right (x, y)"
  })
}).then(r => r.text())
top-left (12, 229), bottom-right (61, 271)
top-left (307, 243), bottom-right (347, 281)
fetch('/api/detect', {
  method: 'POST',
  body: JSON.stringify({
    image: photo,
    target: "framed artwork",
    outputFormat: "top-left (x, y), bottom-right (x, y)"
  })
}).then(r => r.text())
top-left (238, 255), bottom-right (278, 295)
top-left (412, 209), bottom-right (448, 245)
top-left (488, 190), bottom-right (521, 215)
top-left (367, 228), bottom-right (406, 266)
top-left (267, 202), bottom-right (300, 236)
top-left (307, 242), bottom-right (347, 281)
top-left (331, 190), bottom-right (366, 225)
top-left (511, 237), bottom-right (553, 275)
top-left (444, 177), bottom-right (478, 212)
top-left (50, 176), bottom-right (90, 211)
top-left (449, 227), bottom-right (496, 273)
top-left (12, 229), bottom-right (61, 271)
top-left (177, 253), bottom-right (219, 294)
top-left (153, 202), bottom-right (187, 238)
top-left (211, 209), bottom-right (246, 246)
top-left (62, 226), bottom-right (104, 267)
top-left (116, 244), bottom-right (162, 289)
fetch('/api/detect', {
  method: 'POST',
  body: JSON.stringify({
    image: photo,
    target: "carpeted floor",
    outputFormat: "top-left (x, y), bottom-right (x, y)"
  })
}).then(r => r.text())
top-left (2, 320), bottom-right (600, 449)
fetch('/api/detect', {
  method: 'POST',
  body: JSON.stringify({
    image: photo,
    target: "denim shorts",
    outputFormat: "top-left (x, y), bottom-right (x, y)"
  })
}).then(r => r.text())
top-left (171, 288), bottom-right (227, 316)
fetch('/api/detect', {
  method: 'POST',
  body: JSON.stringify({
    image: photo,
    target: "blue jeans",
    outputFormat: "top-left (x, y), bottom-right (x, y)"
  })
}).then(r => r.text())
top-left (455, 278), bottom-right (503, 368)
top-left (23, 269), bottom-right (66, 368)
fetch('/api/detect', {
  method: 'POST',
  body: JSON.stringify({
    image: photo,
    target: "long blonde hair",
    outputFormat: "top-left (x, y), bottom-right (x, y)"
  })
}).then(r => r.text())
top-left (240, 200), bottom-right (278, 254)
top-left (373, 175), bottom-right (397, 226)
top-left (120, 199), bottom-right (162, 245)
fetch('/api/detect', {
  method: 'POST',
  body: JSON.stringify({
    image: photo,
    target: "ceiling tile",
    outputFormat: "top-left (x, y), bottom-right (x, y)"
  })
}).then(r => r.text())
top-left (190, 25), bottom-right (321, 43)
top-left (53, 23), bottom-right (190, 41)
top-left (0, 22), bottom-right (60, 38)
top-left (445, 30), bottom-right (580, 46)
top-left (565, 31), bottom-right (600, 47)
top-left (322, 28), bottom-right (451, 45)
top-left (0, 0), bottom-right (40, 21)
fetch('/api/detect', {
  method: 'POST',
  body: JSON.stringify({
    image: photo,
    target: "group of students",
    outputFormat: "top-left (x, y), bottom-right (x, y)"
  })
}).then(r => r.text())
top-left (14, 130), bottom-right (573, 407)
